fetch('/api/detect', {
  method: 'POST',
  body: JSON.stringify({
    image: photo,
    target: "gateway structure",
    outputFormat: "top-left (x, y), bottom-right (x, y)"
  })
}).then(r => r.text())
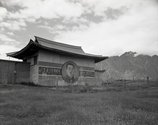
top-left (7, 36), bottom-right (107, 86)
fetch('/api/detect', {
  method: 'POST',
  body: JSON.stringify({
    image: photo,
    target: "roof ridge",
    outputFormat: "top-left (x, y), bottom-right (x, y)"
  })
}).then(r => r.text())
top-left (34, 36), bottom-right (83, 50)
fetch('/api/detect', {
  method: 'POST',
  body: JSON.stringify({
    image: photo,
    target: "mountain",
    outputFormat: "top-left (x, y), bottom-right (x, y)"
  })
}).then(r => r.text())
top-left (96, 52), bottom-right (158, 81)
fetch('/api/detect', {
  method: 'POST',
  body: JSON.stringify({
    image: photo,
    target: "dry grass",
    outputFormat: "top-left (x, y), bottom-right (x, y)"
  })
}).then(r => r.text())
top-left (0, 82), bottom-right (158, 125)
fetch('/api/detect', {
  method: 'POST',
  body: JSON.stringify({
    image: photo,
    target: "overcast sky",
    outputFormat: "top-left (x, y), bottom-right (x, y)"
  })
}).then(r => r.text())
top-left (0, 0), bottom-right (158, 60)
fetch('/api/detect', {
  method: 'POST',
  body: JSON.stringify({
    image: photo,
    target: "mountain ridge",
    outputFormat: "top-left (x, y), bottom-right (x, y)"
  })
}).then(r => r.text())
top-left (96, 51), bottom-right (158, 81)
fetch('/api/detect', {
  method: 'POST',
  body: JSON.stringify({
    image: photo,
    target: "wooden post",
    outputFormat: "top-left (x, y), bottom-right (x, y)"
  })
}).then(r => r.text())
top-left (147, 76), bottom-right (149, 84)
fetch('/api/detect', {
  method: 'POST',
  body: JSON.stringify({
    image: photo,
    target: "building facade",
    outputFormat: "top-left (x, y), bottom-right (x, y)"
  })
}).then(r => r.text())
top-left (7, 36), bottom-right (107, 86)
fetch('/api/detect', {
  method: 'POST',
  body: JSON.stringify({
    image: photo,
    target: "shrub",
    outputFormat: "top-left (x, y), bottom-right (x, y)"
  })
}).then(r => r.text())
top-left (16, 82), bottom-right (40, 87)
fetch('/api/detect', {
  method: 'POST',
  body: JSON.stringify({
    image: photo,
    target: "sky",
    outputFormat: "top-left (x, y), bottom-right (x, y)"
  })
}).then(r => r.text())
top-left (0, 0), bottom-right (158, 60)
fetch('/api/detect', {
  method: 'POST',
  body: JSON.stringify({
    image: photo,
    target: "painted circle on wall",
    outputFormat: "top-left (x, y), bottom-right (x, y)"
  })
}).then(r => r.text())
top-left (61, 61), bottom-right (79, 83)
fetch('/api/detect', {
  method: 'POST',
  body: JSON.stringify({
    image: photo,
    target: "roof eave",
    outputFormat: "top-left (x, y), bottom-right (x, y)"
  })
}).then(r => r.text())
top-left (94, 57), bottom-right (108, 63)
top-left (37, 43), bottom-right (108, 62)
top-left (7, 39), bottom-right (39, 59)
top-left (7, 37), bottom-right (108, 62)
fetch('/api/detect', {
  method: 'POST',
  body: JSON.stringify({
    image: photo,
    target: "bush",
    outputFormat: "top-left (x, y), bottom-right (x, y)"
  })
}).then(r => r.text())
top-left (16, 82), bottom-right (40, 87)
top-left (62, 85), bottom-right (93, 93)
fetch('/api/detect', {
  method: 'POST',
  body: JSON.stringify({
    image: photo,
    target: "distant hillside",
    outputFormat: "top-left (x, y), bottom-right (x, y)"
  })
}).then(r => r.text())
top-left (96, 52), bottom-right (158, 81)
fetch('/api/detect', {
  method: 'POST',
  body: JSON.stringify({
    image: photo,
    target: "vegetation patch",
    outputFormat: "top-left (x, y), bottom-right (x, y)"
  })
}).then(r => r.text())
top-left (0, 82), bottom-right (158, 125)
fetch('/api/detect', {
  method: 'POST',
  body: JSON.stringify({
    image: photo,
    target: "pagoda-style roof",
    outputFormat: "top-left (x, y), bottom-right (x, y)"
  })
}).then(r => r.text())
top-left (7, 36), bottom-right (108, 63)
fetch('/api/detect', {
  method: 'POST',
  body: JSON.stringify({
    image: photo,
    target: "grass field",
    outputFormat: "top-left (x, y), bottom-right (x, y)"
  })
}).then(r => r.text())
top-left (0, 82), bottom-right (158, 125)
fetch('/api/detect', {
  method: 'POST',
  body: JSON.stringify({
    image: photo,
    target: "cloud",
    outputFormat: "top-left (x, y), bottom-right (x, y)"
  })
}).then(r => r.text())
top-left (0, 19), bottom-right (26, 31)
top-left (0, 45), bottom-right (20, 60)
top-left (1, 0), bottom-right (84, 32)
top-left (2, 0), bottom-right (83, 20)
top-left (0, 32), bottom-right (20, 60)
top-left (79, 0), bottom-right (135, 16)
top-left (0, 0), bottom-right (158, 58)
top-left (39, 17), bottom-right (89, 35)
top-left (0, 33), bottom-right (19, 46)
top-left (0, 7), bottom-right (7, 21)
top-left (1, 0), bottom-right (140, 32)
top-left (104, 7), bottom-right (127, 20)
top-left (6, 32), bottom-right (14, 36)
top-left (55, 0), bottom-right (158, 56)
top-left (80, 0), bottom-right (153, 11)
top-left (0, 34), bottom-right (15, 42)
top-left (0, 45), bottom-right (19, 53)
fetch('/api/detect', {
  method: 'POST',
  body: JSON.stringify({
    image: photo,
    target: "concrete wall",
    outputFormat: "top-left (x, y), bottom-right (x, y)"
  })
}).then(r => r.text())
top-left (36, 49), bottom-right (97, 86)
top-left (38, 50), bottom-right (95, 67)
top-left (30, 65), bottom-right (38, 84)
top-left (25, 52), bottom-right (38, 84)
top-left (0, 50), bottom-right (101, 86)
top-left (0, 60), bottom-right (30, 84)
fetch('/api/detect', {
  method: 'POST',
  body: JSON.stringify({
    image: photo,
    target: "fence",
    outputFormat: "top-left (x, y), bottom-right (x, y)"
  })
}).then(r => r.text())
top-left (0, 59), bottom-right (30, 84)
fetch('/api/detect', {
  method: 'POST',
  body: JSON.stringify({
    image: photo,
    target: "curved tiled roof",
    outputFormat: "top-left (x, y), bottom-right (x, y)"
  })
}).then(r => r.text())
top-left (35, 36), bottom-right (85, 55)
top-left (7, 36), bottom-right (108, 63)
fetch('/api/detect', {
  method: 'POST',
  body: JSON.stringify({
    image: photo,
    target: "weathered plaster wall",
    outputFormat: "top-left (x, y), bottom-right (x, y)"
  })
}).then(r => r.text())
top-left (30, 65), bottom-right (38, 84)
top-left (38, 50), bottom-right (95, 67)
top-left (26, 53), bottom-right (38, 84)
top-left (37, 50), bottom-right (97, 86)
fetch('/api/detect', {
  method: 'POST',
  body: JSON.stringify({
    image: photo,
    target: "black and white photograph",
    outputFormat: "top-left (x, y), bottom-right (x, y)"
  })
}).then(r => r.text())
top-left (0, 0), bottom-right (158, 124)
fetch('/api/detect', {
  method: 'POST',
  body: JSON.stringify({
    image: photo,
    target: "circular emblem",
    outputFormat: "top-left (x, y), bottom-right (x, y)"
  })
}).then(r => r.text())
top-left (62, 61), bottom-right (79, 83)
